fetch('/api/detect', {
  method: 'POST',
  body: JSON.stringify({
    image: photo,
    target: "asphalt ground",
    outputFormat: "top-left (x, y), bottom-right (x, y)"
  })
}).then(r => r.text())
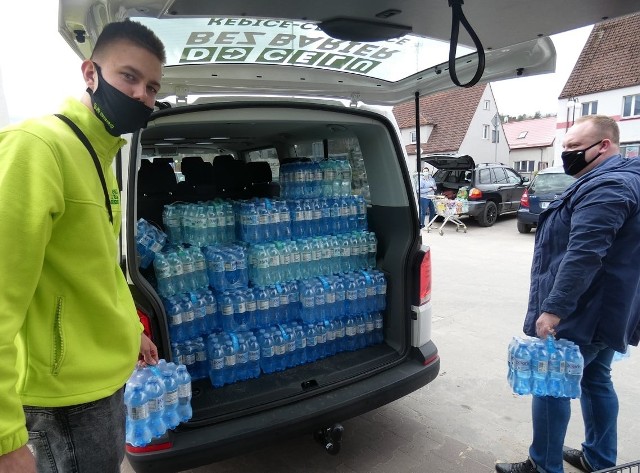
top-left (123, 213), bottom-right (640, 473)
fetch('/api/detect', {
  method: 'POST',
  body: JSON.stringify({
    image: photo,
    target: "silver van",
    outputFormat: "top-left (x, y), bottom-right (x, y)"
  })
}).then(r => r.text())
top-left (58, 2), bottom-right (637, 472)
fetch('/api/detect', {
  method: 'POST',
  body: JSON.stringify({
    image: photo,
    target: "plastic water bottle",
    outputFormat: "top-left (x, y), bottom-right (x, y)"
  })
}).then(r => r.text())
top-left (259, 332), bottom-right (276, 374)
top-left (334, 317), bottom-right (346, 352)
top-left (175, 365), bottom-right (192, 422)
top-left (218, 291), bottom-right (235, 332)
top-left (180, 296), bottom-right (196, 340)
top-left (154, 253), bottom-right (174, 297)
top-left (163, 204), bottom-right (182, 244)
top-left (247, 336), bottom-right (261, 379)
top-left (325, 320), bottom-right (337, 356)
top-left (178, 248), bottom-right (197, 292)
top-left (530, 342), bottom-right (549, 396)
top-left (364, 313), bottom-right (375, 346)
top-left (315, 322), bottom-right (327, 359)
top-left (305, 324), bottom-right (319, 362)
top-left (190, 293), bottom-right (207, 337)
top-left (223, 341), bottom-right (237, 385)
top-left (167, 251), bottom-right (185, 295)
top-left (181, 340), bottom-right (197, 378)
top-left (507, 337), bottom-right (519, 388)
top-left (333, 276), bottom-right (346, 319)
top-left (300, 281), bottom-right (315, 324)
top-left (373, 312), bottom-right (384, 344)
top-left (267, 285), bottom-right (282, 325)
top-left (355, 314), bottom-right (366, 349)
top-left (203, 289), bottom-right (218, 333)
top-left (547, 336), bottom-right (565, 398)
top-left (272, 329), bottom-right (287, 372)
top-left (375, 271), bottom-right (387, 312)
top-left (244, 288), bottom-right (257, 331)
top-left (278, 200), bottom-right (292, 240)
top-left (164, 297), bottom-right (184, 343)
top-left (255, 286), bottom-right (271, 329)
top-left (204, 247), bottom-right (226, 292)
top-left (160, 366), bottom-right (180, 429)
top-left (293, 326), bottom-right (307, 365)
top-left (345, 277), bottom-right (358, 316)
top-left (564, 345), bottom-right (584, 399)
top-left (144, 375), bottom-right (166, 438)
top-left (125, 383), bottom-right (152, 447)
top-left (208, 343), bottom-right (225, 388)
top-left (190, 247), bottom-right (209, 289)
top-left (314, 282), bottom-right (326, 323)
top-left (287, 280), bottom-right (300, 322)
top-left (193, 337), bottom-right (208, 381)
top-left (235, 336), bottom-right (249, 382)
top-left (366, 232), bottom-right (377, 269)
top-left (344, 315), bottom-right (357, 351)
top-left (513, 341), bottom-right (532, 395)
top-left (284, 327), bottom-right (296, 368)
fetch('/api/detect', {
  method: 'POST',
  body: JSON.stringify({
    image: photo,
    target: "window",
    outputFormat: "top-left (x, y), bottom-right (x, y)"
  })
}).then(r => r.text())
top-left (483, 100), bottom-right (490, 110)
top-left (410, 131), bottom-right (417, 143)
top-left (581, 101), bottom-right (598, 115)
top-left (492, 167), bottom-right (508, 184)
top-left (478, 168), bottom-right (492, 184)
top-left (505, 169), bottom-right (522, 184)
top-left (622, 94), bottom-right (640, 118)
top-left (517, 131), bottom-right (528, 139)
top-left (482, 124), bottom-right (490, 139)
top-left (621, 144), bottom-right (639, 158)
top-left (514, 161), bottom-right (535, 173)
top-left (491, 129), bottom-right (500, 143)
top-left (246, 147), bottom-right (280, 181)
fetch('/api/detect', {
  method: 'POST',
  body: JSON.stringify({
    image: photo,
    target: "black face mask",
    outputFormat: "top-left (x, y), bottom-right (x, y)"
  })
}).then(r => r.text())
top-left (87, 63), bottom-right (154, 136)
top-left (561, 140), bottom-right (602, 176)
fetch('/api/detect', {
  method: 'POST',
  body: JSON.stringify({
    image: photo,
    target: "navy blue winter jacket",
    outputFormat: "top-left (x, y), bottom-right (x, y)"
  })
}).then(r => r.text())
top-left (524, 155), bottom-right (640, 352)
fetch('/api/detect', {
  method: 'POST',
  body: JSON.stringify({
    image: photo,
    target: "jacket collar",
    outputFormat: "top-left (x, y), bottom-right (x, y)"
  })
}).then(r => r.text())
top-left (59, 98), bottom-right (127, 165)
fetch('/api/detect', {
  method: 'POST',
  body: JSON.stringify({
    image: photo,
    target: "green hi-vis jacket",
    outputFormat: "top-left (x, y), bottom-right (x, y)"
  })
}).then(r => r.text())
top-left (0, 98), bottom-right (142, 455)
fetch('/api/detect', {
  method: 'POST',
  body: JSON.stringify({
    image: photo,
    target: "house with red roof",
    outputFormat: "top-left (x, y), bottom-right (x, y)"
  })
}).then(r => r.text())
top-left (392, 83), bottom-right (510, 174)
top-left (503, 116), bottom-right (557, 178)
top-left (556, 12), bottom-right (640, 161)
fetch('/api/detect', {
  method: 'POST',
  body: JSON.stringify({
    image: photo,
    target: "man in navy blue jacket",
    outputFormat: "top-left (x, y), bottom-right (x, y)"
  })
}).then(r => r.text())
top-left (497, 115), bottom-right (640, 473)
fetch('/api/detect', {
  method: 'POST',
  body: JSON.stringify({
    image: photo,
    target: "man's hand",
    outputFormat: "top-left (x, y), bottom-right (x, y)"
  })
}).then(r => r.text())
top-left (0, 445), bottom-right (36, 473)
top-left (536, 312), bottom-right (561, 338)
top-left (139, 333), bottom-right (159, 366)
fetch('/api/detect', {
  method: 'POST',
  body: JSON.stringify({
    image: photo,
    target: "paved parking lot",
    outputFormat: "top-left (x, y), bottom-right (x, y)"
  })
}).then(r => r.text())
top-left (123, 214), bottom-right (640, 472)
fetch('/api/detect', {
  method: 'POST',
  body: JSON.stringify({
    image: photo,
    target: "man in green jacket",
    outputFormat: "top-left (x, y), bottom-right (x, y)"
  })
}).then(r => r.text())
top-left (0, 20), bottom-right (165, 472)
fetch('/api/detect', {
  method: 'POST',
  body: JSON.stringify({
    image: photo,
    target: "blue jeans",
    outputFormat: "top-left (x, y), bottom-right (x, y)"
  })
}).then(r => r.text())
top-left (528, 342), bottom-right (617, 473)
top-left (419, 197), bottom-right (436, 226)
top-left (25, 388), bottom-right (126, 473)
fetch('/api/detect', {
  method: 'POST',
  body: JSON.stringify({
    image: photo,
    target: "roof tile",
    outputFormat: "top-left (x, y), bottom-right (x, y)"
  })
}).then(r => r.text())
top-left (559, 13), bottom-right (640, 99)
top-left (393, 83), bottom-right (488, 154)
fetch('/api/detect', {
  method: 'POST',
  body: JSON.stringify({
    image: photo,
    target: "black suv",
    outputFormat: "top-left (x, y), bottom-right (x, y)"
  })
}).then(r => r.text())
top-left (423, 155), bottom-right (528, 227)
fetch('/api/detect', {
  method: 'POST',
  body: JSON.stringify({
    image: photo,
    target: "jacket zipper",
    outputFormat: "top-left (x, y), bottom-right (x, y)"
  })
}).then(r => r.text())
top-left (51, 296), bottom-right (65, 375)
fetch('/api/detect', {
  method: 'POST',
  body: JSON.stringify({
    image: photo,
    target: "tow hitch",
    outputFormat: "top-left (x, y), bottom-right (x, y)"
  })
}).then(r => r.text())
top-left (313, 423), bottom-right (344, 455)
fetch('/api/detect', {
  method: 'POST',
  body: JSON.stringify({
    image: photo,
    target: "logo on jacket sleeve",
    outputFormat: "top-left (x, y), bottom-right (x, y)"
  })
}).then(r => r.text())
top-left (111, 189), bottom-right (120, 205)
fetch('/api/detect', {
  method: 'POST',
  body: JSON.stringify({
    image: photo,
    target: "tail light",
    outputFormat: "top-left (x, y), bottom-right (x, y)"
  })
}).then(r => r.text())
top-left (520, 189), bottom-right (529, 208)
top-left (126, 441), bottom-right (173, 453)
top-left (468, 187), bottom-right (483, 200)
top-left (418, 249), bottom-right (432, 304)
top-left (137, 308), bottom-right (152, 338)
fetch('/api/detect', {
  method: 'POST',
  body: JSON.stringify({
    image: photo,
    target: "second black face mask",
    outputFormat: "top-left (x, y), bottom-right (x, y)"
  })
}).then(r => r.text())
top-left (87, 63), bottom-right (154, 136)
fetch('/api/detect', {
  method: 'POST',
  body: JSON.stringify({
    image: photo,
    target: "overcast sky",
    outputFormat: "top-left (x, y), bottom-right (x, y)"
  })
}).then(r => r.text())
top-left (0, 1), bottom-right (591, 126)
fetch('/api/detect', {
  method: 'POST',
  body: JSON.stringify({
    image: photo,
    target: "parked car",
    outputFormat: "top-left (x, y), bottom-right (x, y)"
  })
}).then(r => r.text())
top-left (423, 155), bottom-right (528, 227)
top-left (57, 1), bottom-right (634, 471)
top-left (517, 166), bottom-right (576, 233)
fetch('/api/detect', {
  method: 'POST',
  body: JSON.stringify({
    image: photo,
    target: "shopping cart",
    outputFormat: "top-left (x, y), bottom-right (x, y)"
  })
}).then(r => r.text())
top-left (594, 461), bottom-right (640, 473)
top-left (426, 197), bottom-right (468, 235)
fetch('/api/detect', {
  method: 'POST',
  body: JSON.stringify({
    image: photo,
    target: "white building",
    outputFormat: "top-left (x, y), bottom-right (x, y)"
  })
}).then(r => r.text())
top-left (392, 83), bottom-right (510, 175)
top-left (555, 13), bottom-right (640, 163)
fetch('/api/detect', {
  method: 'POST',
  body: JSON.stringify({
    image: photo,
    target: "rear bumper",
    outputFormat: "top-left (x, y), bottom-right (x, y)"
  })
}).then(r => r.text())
top-left (126, 344), bottom-right (439, 473)
top-left (516, 208), bottom-right (539, 226)
top-left (465, 200), bottom-right (485, 217)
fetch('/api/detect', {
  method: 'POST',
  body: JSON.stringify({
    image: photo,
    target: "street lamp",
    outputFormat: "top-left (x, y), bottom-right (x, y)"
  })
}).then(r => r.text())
top-left (565, 97), bottom-right (580, 132)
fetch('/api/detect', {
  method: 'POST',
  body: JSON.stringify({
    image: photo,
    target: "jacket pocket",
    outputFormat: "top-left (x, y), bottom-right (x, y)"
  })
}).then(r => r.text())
top-left (51, 296), bottom-right (65, 375)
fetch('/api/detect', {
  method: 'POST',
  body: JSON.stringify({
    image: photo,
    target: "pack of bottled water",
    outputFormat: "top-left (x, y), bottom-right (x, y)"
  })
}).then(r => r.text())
top-left (136, 218), bottom-right (167, 269)
top-left (279, 159), bottom-right (352, 199)
top-left (507, 335), bottom-right (584, 398)
top-left (124, 359), bottom-right (192, 447)
top-left (204, 313), bottom-right (384, 388)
